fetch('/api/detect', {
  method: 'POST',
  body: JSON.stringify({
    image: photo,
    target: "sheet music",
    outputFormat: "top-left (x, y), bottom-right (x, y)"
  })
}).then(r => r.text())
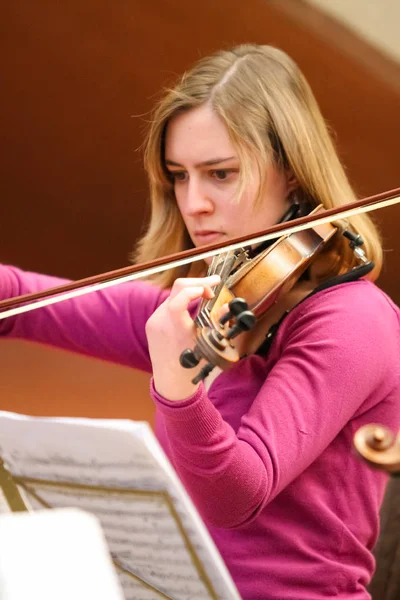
top-left (0, 488), bottom-right (11, 514)
top-left (0, 508), bottom-right (126, 600)
top-left (0, 412), bottom-right (241, 600)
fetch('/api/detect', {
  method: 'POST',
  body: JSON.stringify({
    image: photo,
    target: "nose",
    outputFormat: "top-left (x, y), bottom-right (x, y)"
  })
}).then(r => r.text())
top-left (184, 176), bottom-right (214, 216)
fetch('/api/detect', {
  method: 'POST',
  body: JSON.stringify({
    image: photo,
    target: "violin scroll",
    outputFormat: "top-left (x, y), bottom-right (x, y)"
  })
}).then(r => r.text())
top-left (353, 424), bottom-right (400, 474)
top-left (179, 296), bottom-right (257, 382)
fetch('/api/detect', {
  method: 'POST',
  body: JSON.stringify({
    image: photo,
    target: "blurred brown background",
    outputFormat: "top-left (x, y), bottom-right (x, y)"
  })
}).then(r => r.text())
top-left (1, 0), bottom-right (399, 423)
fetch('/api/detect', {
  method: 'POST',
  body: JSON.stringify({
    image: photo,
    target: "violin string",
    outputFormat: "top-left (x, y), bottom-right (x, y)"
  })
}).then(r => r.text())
top-left (196, 252), bottom-right (227, 328)
top-left (196, 251), bottom-right (233, 328)
top-left (1, 194), bottom-right (399, 321)
top-left (204, 250), bottom-right (236, 326)
top-left (195, 254), bottom-right (220, 327)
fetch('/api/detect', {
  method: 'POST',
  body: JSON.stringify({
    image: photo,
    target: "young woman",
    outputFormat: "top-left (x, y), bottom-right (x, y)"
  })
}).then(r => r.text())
top-left (1, 44), bottom-right (399, 599)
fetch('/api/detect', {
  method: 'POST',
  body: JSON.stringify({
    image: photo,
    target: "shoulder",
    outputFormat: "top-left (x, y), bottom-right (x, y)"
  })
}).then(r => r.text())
top-left (275, 280), bottom-right (400, 382)
top-left (287, 279), bottom-right (399, 334)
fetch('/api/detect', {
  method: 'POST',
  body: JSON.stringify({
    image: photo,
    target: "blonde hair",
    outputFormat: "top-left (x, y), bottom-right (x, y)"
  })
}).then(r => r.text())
top-left (135, 44), bottom-right (382, 288)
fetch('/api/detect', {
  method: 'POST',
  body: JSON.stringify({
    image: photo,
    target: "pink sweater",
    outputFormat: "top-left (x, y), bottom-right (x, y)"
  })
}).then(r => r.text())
top-left (1, 265), bottom-right (400, 599)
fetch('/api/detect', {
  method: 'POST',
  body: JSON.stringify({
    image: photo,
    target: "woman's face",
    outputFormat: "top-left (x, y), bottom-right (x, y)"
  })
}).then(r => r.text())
top-left (164, 103), bottom-right (294, 248)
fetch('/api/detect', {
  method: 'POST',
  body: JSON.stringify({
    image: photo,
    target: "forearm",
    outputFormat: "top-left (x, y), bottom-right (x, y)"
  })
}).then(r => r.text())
top-left (0, 265), bottom-right (161, 371)
top-left (151, 380), bottom-right (268, 528)
top-left (151, 283), bottom-right (400, 531)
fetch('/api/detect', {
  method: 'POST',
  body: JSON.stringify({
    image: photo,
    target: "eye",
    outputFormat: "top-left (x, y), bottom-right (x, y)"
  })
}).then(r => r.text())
top-left (211, 169), bottom-right (237, 181)
top-left (167, 171), bottom-right (187, 183)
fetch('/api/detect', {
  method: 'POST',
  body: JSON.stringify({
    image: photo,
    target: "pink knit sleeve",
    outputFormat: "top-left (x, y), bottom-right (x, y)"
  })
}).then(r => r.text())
top-left (152, 282), bottom-right (400, 528)
top-left (0, 265), bottom-right (168, 371)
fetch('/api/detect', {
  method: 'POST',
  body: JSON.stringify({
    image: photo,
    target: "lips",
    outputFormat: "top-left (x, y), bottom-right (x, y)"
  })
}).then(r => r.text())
top-left (193, 231), bottom-right (224, 244)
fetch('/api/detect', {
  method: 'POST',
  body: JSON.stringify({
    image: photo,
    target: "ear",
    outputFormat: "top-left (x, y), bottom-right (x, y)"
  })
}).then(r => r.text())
top-left (286, 171), bottom-right (298, 194)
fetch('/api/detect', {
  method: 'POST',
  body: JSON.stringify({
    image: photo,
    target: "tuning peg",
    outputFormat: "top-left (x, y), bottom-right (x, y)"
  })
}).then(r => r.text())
top-left (226, 310), bottom-right (256, 340)
top-left (343, 230), bottom-right (364, 248)
top-left (179, 348), bottom-right (201, 368)
top-left (219, 298), bottom-right (248, 325)
top-left (192, 362), bottom-right (215, 384)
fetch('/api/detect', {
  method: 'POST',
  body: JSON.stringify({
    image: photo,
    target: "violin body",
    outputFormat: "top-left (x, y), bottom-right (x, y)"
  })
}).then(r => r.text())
top-left (228, 215), bottom-right (336, 317)
top-left (184, 206), bottom-right (337, 376)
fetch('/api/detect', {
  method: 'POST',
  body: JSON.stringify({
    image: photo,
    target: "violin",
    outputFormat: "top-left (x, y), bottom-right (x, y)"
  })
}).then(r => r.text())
top-left (179, 204), bottom-right (339, 383)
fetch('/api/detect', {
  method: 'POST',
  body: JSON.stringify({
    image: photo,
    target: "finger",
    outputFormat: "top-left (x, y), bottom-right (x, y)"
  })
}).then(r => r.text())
top-left (202, 285), bottom-right (216, 300)
top-left (218, 302), bottom-right (230, 321)
top-left (168, 286), bottom-right (210, 317)
top-left (169, 275), bottom-right (220, 300)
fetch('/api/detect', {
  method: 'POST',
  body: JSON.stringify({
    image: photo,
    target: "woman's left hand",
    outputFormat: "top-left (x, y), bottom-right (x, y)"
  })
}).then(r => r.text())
top-left (145, 275), bottom-right (221, 401)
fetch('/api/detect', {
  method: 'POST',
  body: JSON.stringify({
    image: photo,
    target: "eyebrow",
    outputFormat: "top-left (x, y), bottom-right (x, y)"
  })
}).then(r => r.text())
top-left (164, 156), bottom-right (237, 169)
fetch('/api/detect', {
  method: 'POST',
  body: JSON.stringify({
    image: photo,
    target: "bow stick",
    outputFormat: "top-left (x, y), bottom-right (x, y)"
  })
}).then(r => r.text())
top-left (0, 186), bottom-right (399, 321)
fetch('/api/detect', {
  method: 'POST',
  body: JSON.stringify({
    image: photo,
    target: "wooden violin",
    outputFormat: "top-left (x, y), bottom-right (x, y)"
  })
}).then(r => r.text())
top-left (179, 204), bottom-right (338, 382)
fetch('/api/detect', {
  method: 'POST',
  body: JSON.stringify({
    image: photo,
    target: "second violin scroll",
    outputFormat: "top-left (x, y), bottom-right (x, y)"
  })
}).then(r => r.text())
top-left (354, 424), bottom-right (400, 475)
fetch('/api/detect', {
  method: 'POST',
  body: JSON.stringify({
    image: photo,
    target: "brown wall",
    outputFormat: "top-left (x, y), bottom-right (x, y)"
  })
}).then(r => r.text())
top-left (1, 0), bottom-right (399, 422)
top-left (0, 340), bottom-right (153, 420)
